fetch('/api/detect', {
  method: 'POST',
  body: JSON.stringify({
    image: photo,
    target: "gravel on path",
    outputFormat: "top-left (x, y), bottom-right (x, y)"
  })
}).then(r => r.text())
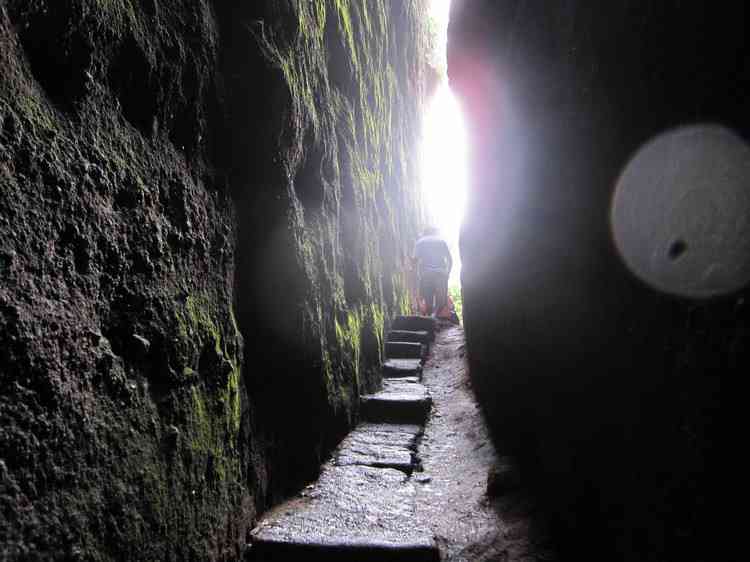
top-left (414, 325), bottom-right (557, 562)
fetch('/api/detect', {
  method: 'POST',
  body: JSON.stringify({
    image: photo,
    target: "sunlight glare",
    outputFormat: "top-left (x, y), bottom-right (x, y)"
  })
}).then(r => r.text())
top-left (421, 0), bottom-right (467, 285)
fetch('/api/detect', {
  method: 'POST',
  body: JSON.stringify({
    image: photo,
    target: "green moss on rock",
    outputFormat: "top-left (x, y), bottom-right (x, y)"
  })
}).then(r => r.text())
top-left (251, 0), bottom-right (428, 424)
top-left (0, 0), bottom-right (428, 558)
top-left (0, 1), bottom-right (254, 559)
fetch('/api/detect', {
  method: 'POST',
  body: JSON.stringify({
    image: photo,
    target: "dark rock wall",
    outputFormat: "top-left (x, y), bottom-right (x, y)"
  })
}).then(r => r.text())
top-left (0, 0), bottom-right (426, 559)
top-left (217, 0), bottom-right (427, 502)
top-left (449, 2), bottom-right (747, 561)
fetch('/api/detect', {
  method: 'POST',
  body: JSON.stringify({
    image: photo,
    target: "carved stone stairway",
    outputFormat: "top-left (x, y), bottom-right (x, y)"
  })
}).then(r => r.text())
top-left (248, 315), bottom-right (439, 561)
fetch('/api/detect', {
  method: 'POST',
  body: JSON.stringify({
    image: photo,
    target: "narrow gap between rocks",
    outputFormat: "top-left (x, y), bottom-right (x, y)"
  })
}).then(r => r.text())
top-left (248, 318), bottom-right (557, 562)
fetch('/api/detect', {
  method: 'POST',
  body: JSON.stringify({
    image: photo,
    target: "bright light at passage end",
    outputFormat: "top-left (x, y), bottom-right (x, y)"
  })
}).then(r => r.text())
top-left (422, 0), bottom-right (467, 285)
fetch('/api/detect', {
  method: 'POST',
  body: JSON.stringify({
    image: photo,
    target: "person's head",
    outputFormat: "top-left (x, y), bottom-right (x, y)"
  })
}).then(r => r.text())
top-left (423, 226), bottom-right (439, 237)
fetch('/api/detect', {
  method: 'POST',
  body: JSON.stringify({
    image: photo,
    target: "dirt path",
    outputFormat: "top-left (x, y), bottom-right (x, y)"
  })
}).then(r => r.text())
top-left (414, 325), bottom-right (557, 561)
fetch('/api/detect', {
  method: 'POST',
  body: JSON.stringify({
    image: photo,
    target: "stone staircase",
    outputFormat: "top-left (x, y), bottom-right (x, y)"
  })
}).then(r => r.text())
top-left (247, 315), bottom-right (439, 561)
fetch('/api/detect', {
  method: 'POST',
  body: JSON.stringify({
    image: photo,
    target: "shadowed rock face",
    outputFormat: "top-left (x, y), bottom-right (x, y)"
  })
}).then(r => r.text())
top-left (1, 3), bottom-right (246, 560)
top-left (0, 1), bottom-right (427, 559)
top-left (219, 0), bottom-right (428, 504)
top-left (449, 1), bottom-right (748, 560)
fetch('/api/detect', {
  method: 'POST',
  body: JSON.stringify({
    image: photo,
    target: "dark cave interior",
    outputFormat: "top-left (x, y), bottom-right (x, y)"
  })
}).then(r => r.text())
top-left (0, 1), bottom-right (747, 560)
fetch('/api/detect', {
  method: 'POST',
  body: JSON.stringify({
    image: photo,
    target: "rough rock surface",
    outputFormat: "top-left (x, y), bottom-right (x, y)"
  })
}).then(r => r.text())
top-left (392, 315), bottom-right (436, 338)
top-left (385, 341), bottom-right (425, 360)
top-left (415, 325), bottom-right (555, 561)
top-left (383, 358), bottom-right (423, 378)
top-left (224, 0), bottom-right (430, 502)
top-left (449, 2), bottom-right (746, 560)
top-left (249, 465), bottom-right (437, 561)
top-left (0, 1), bottom-right (429, 559)
top-left (334, 423), bottom-right (422, 473)
top-left (387, 329), bottom-right (431, 344)
top-left (1, 2), bottom-right (248, 559)
top-left (360, 379), bottom-right (432, 425)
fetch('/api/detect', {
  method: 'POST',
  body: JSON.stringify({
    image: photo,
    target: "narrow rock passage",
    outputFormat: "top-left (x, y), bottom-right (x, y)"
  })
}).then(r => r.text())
top-left (248, 316), bottom-right (438, 561)
top-left (414, 325), bottom-right (557, 562)
top-left (248, 318), bottom-right (556, 561)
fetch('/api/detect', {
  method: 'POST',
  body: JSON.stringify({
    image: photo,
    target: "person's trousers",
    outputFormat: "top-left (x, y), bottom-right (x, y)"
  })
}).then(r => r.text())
top-left (419, 269), bottom-right (448, 314)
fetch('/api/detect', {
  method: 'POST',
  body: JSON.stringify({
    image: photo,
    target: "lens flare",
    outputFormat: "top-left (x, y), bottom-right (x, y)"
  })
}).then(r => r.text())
top-left (611, 125), bottom-right (750, 298)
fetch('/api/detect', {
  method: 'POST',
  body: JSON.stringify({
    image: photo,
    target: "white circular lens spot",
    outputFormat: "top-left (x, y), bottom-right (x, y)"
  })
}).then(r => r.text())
top-left (611, 125), bottom-right (750, 298)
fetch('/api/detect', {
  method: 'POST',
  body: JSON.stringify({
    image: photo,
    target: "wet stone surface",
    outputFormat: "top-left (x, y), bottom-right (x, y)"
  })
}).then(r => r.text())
top-left (383, 358), bottom-right (423, 378)
top-left (360, 379), bottom-right (432, 424)
top-left (392, 315), bottom-right (436, 338)
top-left (334, 423), bottom-right (422, 474)
top-left (385, 340), bottom-right (425, 360)
top-left (387, 329), bottom-right (432, 344)
top-left (249, 465), bottom-right (437, 561)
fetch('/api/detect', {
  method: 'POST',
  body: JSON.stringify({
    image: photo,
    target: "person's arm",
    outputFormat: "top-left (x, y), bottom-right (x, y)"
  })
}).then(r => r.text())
top-left (444, 241), bottom-right (453, 274)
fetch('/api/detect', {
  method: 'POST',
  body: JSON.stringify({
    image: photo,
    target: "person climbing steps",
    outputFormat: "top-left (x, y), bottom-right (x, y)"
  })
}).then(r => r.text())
top-left (412, 227), bottom-right (452, 317)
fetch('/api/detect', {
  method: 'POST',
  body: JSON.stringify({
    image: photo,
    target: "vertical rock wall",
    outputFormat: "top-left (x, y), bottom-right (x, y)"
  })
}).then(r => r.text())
top-left (0, 0), bottom-right (427, 559)
top-left (218, 0), bottom-right (427, 503)
top-left (449, 1), bottom-right (746, 560)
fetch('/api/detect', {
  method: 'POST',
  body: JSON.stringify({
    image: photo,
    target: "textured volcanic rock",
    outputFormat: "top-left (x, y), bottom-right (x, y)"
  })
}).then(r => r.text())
top-left (0, 1), bottom-right (429, 559)
top-left (219, 0), bottom-right (429, 504)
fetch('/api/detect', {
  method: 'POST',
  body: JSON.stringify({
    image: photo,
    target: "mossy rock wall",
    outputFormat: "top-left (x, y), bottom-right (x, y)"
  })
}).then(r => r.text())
top-left (0, 0), bottom-right (427, 559)
top-left (219, 0), bottom-right (428, 502)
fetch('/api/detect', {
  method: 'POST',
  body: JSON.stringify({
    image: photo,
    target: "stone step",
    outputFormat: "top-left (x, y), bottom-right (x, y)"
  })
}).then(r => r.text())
top-left (391, 315), bottom-right (436, 340)
top-left (360, 379), bottom-right (431, 425)
top-left (334, 423), bottom-right (422, 474)
top-left (386, 329), bottom-right (431, 344)
top-left (385, 341), bottom-right (425, 360)
top-left (383, 358), bottom-right (423, 379)
top-left (248, 464), bottom-right (438, 561)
